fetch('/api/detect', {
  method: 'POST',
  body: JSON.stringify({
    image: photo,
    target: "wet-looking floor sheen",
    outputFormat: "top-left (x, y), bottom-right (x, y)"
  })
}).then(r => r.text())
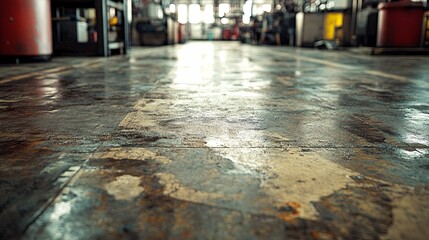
top-left (0, 42), bottom-right (428, 239)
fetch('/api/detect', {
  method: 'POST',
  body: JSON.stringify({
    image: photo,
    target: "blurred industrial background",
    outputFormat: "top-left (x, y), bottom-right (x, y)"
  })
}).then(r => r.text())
top-left (1, 0), bottom-right (429, 59)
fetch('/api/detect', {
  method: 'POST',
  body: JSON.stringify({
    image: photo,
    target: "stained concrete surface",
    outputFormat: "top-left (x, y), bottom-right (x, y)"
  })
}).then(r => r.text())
top-left (0, 42), bottom-right (428, 239)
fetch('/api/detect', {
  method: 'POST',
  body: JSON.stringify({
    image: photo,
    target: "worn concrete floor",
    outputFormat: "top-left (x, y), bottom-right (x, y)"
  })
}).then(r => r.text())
top-left (0, 42), bottom-right (428, 239)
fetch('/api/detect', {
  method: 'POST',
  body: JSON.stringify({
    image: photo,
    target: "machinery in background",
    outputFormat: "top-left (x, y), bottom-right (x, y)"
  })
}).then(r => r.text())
top-left (221, 18), bottom-right (240, 41)
top-left (356, 1), bottom-right (378, 47)
top-left (239, 8), bottom-right (295, 46)
top-left (52, 11), bottom-right (90, 46)
top-left (135, 1), bottom-right (168, 46)
top-left (356, 0), bottom-right (428, 49)
top-left (131, 0), bottom-right (185, 46)
top-left (295, 0), bottom-right (429, 49)
top-left (0, 0), bottom-right (52, 62)
top-left (296, 0), bottom-right (353, 48)
top-left (51, 0), bottom-right (130, 56)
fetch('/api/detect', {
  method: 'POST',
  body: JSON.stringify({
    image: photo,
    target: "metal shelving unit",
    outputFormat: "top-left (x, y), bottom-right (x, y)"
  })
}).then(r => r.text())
top-left (51, 0), bottom-right (129, 56)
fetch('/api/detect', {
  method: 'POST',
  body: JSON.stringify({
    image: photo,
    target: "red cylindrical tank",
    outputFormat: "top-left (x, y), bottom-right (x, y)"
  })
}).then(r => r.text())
top-left (222, 29), bottom-right (231, 40)
top-left (377, 1), bottom-right (424, 47)
top-left (0, 0), bottom-right (52, 58)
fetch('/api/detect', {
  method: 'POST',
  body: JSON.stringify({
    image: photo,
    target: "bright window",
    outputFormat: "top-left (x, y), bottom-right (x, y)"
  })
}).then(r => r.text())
top-left (203, 4), bottom-right (215, 24)
top-left (218, 3), bottom-right (230, 17)
top-left (189, 4), bottom-right (202, 24)
top-left (242, 0), bottom-right (252, 24)
top-left (252, 5), bottom-right (261, 16)
top-left (262, 4), bottom-right (272, 13)
top-left (178, 4), bottom-right (187, 24)
top-left (169, 4), bottom-right (176, 13)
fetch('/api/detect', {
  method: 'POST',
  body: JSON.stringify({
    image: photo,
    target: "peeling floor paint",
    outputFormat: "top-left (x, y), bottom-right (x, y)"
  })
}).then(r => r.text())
top-left (94, 147), bottom-right (171, 164)
top-left (224, 148), bottom-right (357, 220)
top-left (154, 148), bottom-right (358, 220)
top-left (104, 175), bottom-right (144, 200)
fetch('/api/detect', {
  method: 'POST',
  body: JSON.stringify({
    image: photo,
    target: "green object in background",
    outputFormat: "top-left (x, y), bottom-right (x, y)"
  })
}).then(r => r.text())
top-left (208, 29), bottom-right (214, 41)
